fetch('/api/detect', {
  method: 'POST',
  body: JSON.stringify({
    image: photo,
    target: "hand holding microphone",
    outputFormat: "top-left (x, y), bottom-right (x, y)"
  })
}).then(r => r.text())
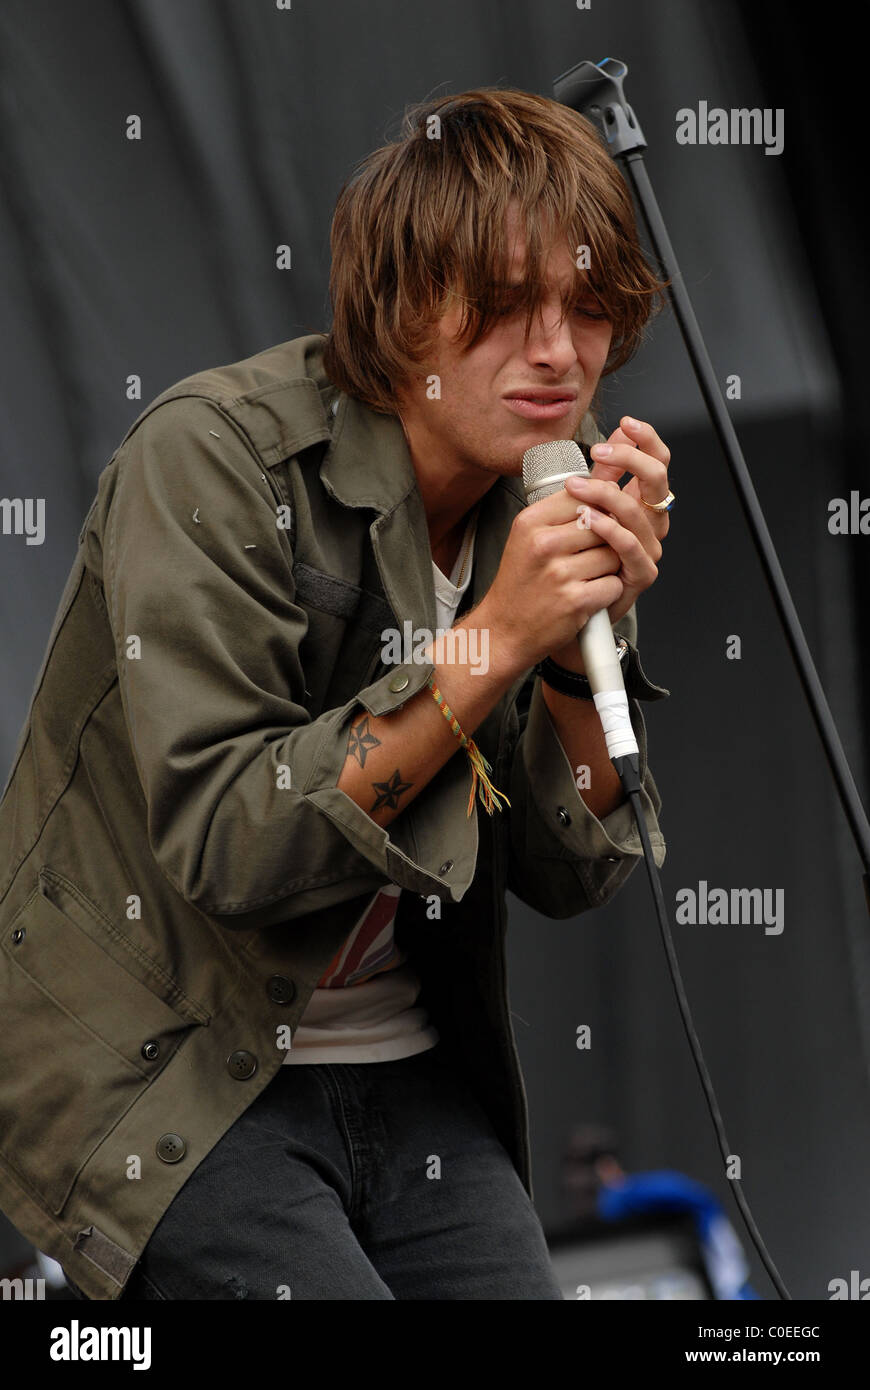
top-left (477, 454), bottom-right (626, 676)
top-left (522, 438), bottom-right (642, 763)
top-left (476, 420), bottom-right (670, 769)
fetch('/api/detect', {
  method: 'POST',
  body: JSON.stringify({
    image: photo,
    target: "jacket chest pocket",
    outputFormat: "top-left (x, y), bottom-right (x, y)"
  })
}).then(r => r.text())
top-left (291, 557), bottom-right (396, 714)
top-left (0, 869), bottom-right (201, 1216)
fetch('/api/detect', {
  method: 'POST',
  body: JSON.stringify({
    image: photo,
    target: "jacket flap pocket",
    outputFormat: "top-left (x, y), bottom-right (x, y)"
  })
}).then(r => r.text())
top-left (36, 866), bottom-right (209, 1025)
top-left (4, 873), bottom-right (198, 1073)
top-left (0, 878), bottom-right (201, 1216)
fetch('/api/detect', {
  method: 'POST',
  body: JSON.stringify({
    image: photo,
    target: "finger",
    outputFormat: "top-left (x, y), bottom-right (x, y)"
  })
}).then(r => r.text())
top-left (522, 484), bottom-right (598, 527)
top-left (576, 574), bottom-right (625, 627)
top-left (568, 504), bottom-right (608, 551)
top-left (617, 416), bottom-right (671, 466)
top-left (564, 476), bottom-right (662, 561)
top-left (588, 441), bottom-right (671, 509)
top-left (622, 474), bottom-right (671, 543)
top-left (564, 541), bottom-right (622, 583)
top-left (521, 482), bottom-right (621, 540)
top-left (586, 433), bottom-right (633, 484)
top-left (522, 502), bottom-right (608, 563)
top-left (578, 507), bottom-right (659, 591)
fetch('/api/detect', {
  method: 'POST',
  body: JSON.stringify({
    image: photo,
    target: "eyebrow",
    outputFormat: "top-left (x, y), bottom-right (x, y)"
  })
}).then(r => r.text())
top-left (489, 274), bottom-right (587, 288)
top-left (489, 278), bottom-right (602, 299)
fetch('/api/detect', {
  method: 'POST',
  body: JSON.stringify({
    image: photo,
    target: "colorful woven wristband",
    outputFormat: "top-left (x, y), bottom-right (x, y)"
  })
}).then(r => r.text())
top-left (426, 674), bottom-right (511, 818)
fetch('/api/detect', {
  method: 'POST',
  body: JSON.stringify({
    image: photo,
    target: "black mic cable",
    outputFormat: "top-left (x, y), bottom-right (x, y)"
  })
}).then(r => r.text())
top-left (613, 751), bottom-right (790, 1301)
top-left (524, 438), bottom-right (791, 1301)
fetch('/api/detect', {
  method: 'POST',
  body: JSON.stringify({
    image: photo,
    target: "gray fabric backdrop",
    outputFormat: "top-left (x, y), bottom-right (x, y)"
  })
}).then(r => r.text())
top-left (1, 0), bottom-right (867, 1299)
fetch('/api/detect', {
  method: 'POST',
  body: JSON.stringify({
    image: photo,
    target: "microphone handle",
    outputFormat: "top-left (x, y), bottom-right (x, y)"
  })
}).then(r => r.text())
top-left (577, 607), bottom-right (639, 761)
top-left (577, 607), bottom-right (625, 695)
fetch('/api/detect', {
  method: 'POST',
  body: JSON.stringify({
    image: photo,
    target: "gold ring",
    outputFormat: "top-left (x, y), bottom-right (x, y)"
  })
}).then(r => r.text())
top-left (640, 490), bottom-right (675, 513)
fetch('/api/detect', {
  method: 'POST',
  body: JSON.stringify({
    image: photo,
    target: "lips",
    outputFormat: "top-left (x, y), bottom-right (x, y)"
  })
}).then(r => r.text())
top-left (503, 390), bottom-right (578, 421)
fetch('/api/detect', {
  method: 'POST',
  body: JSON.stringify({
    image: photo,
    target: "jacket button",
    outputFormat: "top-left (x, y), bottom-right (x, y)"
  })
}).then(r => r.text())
top-left (266, 975), bottom-right (296, 1005)
top-left (11, 928), bottom-right (25, 944)
top-left (227, 1050), bottom-right (258, 1080)
top-left (141, 1041), bottom-right (160, 1061)
top-left (556, 806), bottom-right (571, 826)
top-left (388, 671), bottom-right (410, 692)
top-left (605, 856), bottom-right (620, 863)
top-left (156, 1133), bottom-right (186, 1163)
top-left (439, 860), bottom-right (453, 874)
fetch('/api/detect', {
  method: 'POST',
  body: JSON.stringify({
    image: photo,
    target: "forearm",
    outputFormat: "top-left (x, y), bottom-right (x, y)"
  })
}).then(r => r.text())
top-left (337, 607), bottom-right (519, 829)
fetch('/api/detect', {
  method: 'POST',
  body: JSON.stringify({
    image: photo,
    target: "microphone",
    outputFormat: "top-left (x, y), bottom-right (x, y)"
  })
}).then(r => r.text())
top-left (522, 438), bottom-right (639, 768)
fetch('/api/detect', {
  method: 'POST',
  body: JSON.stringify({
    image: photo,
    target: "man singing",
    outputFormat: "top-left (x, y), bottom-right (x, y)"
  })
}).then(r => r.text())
top-left (0, 87), bottom-right (671, 1300)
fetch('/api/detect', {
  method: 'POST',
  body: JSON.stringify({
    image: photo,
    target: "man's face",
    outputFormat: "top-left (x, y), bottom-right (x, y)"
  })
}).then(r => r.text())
top-left (396, 209), bottom-right (613, 484)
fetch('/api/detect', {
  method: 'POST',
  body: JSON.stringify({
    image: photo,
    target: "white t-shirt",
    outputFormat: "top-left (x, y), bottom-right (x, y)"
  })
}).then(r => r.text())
top-left (283, 509), bottom-right (478, 1064)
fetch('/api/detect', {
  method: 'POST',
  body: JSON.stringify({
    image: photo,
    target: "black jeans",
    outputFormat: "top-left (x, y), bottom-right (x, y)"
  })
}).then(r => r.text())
top-left (65, 1044), bottom-right (562, 1300)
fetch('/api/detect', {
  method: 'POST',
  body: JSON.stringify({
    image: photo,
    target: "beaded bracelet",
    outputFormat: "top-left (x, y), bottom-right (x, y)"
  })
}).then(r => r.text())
top-left (426, 673), bottom-right (511, 818)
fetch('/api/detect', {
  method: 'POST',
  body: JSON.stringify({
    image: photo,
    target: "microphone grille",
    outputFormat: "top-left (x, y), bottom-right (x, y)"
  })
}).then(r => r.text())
top-left (522, 438), bottom-right (587, 495)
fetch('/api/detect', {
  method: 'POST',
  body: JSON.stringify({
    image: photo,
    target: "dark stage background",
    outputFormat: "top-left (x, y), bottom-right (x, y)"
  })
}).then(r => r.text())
top-left (0, 0), bottom-right (867, 1299)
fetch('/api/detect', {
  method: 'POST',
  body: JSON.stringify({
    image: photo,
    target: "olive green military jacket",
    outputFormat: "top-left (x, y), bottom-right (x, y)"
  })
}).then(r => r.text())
top-left (0, 333), bottom-right (667, 1300)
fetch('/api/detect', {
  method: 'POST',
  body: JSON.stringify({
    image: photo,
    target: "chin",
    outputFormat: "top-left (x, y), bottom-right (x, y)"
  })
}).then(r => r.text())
top-left (510, 421), bottom-right (583, 455)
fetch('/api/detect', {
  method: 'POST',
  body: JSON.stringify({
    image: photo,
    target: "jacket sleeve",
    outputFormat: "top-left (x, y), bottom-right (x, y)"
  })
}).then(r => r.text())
top-left (505, 602), bottom-right (669, 919)
top-left (101, 396), bottom-right (479, 928)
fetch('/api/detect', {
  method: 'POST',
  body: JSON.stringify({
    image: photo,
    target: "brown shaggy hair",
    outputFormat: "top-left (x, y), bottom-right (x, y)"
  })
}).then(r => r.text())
top-left (322, 87), bottom-right (669, 415)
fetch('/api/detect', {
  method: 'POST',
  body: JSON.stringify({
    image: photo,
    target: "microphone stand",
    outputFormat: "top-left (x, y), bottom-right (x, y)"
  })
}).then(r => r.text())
top-left (554, 57), bottom-right (870, 916)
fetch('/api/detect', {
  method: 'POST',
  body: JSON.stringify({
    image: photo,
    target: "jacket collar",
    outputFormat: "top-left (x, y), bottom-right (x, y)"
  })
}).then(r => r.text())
top-left (318, 391), bottom-right (528, 635)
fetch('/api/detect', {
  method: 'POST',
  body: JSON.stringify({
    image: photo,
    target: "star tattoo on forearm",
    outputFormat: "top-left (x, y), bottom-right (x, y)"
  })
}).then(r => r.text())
top-left (347, 713), bottom-right (381, 768)
top-left (371, 769), bottom-right (413, 813)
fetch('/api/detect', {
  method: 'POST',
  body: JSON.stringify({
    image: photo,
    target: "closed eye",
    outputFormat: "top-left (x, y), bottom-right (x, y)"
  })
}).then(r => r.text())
top-left (571, 299), bottom-right (609, 320)
top-left (486, 286), bottom-right (610, 322)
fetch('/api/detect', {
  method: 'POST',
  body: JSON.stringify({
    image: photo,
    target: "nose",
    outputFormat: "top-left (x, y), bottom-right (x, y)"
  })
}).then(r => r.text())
top-left (524, 295), bottom-right (578, 376)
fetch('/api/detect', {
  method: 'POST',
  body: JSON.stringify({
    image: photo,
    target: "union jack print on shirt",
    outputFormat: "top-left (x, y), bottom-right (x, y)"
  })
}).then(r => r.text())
top-left (316, 884), bottom-right (405, 988)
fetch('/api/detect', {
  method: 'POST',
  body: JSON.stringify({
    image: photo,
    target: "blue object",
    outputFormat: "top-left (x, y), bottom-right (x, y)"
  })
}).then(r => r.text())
top-left (597, 1170), bottom-right (760, 1300)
